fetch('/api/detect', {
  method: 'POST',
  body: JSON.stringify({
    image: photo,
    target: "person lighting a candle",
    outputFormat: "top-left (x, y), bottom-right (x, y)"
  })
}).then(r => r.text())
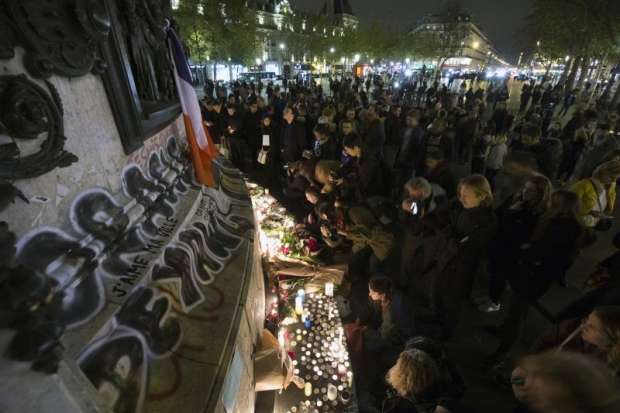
top-left (362, 276), bottom-right (416, 367)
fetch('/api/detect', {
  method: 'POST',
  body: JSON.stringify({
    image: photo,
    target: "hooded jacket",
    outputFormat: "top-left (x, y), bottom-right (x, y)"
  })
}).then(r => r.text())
top-left (524, 137), bottom-right (563, 180)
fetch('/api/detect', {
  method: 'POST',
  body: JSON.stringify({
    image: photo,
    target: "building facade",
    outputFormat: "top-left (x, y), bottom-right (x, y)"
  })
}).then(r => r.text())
top-left (411, 13), bottom-right (508, 72)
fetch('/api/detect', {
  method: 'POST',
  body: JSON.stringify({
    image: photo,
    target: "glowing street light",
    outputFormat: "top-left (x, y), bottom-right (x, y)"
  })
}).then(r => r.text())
top-left (472, 41), bottom-right (479, 49)
top-left (330, 47), bottom-right (335, 53)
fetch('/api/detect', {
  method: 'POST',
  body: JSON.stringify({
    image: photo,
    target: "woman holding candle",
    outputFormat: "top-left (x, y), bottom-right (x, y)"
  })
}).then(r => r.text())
top-left (363, 276), bottom-right (416, 363)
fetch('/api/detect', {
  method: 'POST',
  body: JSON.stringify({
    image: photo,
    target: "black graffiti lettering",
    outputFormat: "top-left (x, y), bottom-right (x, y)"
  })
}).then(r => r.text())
top-left (151, 238), bottom-right (165, 245)
top-left (144, 243), bottom-right (161, 253)
top-left (112, 285), bottom-right (127, 297)
top-left (126, 264), bottom-right (146, 276)
top-left (120, 277), bottom-right (135, 285)
top-left (133, 255), bottom-right (148, 266)
top-left (166, 217), bottom-right (178, 224)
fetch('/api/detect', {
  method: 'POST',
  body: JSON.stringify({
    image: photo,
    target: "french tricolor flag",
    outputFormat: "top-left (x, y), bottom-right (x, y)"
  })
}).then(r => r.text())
top-left (167, 23), bottom-right (219, 187)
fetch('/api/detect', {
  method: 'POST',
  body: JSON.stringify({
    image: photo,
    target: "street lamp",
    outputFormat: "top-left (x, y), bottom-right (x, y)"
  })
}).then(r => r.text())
top-left (279, 44), bottom-right (285, 77)
top-left (472, 41), bottom-right (479, 49)
top-left (255, 58), bottom-right (261, 84)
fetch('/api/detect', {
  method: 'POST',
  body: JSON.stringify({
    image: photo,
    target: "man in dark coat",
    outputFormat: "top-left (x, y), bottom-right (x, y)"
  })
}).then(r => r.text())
top-left (521, 124), bottom-right (563, 181)
top-left (338, 134), bottom-right (383, 202)
top-left (418, 118), bottom-right (453, 173)
top-left (221, 102), bottom-right (245, 171)
top-left (362, 105), bottom-right (386, 156)
top-left (280, 107), bottom-right (307, 163)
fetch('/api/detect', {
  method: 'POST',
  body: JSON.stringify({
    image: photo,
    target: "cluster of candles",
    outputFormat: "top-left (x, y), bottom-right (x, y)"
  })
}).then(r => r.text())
top-left (282, 288), bottom-right (354, 412)
top-left (250, 190), bottom-right (295, 257)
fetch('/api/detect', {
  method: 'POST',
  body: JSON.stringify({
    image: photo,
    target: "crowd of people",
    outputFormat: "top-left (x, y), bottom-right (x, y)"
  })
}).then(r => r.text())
top-left (201, 73), bottom-right (620, 413)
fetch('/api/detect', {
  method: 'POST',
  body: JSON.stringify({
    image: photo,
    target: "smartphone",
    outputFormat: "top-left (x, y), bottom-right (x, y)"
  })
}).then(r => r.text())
top-left (410, 201), bottom-right (419, 216)
top-left (599, 213), bottom-right (614, 219)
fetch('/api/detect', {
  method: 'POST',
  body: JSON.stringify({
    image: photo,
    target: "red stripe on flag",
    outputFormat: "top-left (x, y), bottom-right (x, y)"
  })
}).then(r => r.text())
top-left (184, 114), bottom-right (219, 187)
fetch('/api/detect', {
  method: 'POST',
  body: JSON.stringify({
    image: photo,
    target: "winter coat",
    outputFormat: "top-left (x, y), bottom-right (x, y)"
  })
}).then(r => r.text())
top-left (434, 202), bottom-right (498, 298)
top-left (571, 178), bottom-right (616, 217)
top-left (523, 138), bottom-right (563, 180)
top-left (364, 292), bottom-right (416, 347)
top-left (399, 185), bottom-right (450, 237)
top-left (280, 120), bottom-right (307, 162)
top-left (512, 216), bottom-right (583, 300)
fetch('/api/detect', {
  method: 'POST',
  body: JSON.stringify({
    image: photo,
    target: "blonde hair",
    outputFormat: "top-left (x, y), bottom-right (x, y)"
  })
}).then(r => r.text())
top-left (459, 174), bottom-right (493, 207)
top-left (592, 160), bottom-right (620, 181)
top-left (386, 349), bottom-right (440, 398)
top-left (520, 352), bottom-right (620, 413)
top-left (593, 306), bottom-right (620, 373)
top-left (494, 134), bottom-right (507, 145)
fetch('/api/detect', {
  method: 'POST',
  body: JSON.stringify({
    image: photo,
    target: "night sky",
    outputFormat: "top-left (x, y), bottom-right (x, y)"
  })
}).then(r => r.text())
top-left (290, 0), bottom-right (529, 64)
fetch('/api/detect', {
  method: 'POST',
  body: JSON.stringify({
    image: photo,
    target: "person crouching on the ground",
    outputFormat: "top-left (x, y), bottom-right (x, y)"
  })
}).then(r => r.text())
top-left (319, 203), bottom-right (394, 276)
top-left (432, 174), bottom-right (498, 341)
top-left (487, 190), bottom-right (585, 363)
top-left (405, 336), bottom-right (468, 402)
top-left (362, 276), bottom-right (416, 365)
top-left (382, 349), bottom-right (457, 413)
top-left (398, 177), bottom-right (450, 309)
top-left (510, 352), bottom-right (620, 413)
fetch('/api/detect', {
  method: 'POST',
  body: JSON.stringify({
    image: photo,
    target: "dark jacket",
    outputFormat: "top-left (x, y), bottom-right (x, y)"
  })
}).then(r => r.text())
top-left (435, 202), bottom-right (498, 298)
top-left (280, 120), bottom-right (307, 162)
top-left (417, 134), bottom-right (454, 172)
top-left (221, 111), bottom-right (243, 140)
top-left (424, 165), bottom-right (457, 200)
top-left (244, 109), bottom-right (263, 149)
top-left (530, 318), bottom-right (586, 354)
top-left (400, 185), bottom-right (450, 237)
top-left (347, 148), bottom-right (383, 201)
top-left (523, 138), bottom-right (563, 180)
top-left (363, 118), bottom-right (386, 156)
top-left (512, 216), bottom-right (582, 300)
top-left (488, 198), bottom-right (542, 276)
top-left (385, 112), bottom-right (402, 147)
top-left (364, 292), bottom-right (416, 347)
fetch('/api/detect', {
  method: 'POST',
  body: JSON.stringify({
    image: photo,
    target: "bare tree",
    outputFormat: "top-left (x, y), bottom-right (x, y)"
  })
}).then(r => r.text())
top-left (412, 0), bottom-right (470, 78)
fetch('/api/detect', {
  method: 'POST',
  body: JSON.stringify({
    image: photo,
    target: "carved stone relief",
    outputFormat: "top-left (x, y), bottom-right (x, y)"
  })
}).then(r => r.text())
top-left (0, 0), bottom-right (111, 79)
top-left (0, 74), bottom-right (78, 180)
top-left (99, 0), bottom-right (181, 154)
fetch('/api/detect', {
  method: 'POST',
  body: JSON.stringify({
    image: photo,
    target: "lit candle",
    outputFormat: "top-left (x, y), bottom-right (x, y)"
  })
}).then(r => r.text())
top-left (328, 305), bottom-right (333, 320)
top-left (295, 297), bottom-right (303, 315)
top-left (347, 371), bottom-right (353, 388)
top-left (278, 329), bottom-right (285, 347)
top-left (298, 288), bottom-right (306, 303)
top-left (325, 283), bottom-right (334, 297)
top-left (338, 364), bottom-right (346, 376)
top-left (304, 382), bottom-right (312, 397)
top-left (265, 188), bottom-right (270, 196)
top-left (338, 327), bottom-right (343, 344)
top-left (327, 384), bottom-right (337, 401)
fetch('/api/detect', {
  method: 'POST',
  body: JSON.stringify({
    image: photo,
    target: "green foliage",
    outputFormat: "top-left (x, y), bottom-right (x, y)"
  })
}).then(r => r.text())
top-left (173, 0), bottom-right (262, 67)
top-left (520, 0), bottom-right (620, 70)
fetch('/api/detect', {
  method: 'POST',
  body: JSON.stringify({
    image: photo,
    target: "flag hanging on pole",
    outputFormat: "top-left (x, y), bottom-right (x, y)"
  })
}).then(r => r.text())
top-left (167, 23), bottom-right (219, 187)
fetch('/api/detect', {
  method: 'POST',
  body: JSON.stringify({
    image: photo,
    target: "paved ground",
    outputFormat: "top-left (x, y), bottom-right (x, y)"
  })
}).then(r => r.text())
top-left (244, 77), bottom-right (619, 412)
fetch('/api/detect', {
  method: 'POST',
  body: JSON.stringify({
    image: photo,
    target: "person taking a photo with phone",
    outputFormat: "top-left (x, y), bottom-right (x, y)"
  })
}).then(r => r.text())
top-left (398, 177), bottom-right (450, 310)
